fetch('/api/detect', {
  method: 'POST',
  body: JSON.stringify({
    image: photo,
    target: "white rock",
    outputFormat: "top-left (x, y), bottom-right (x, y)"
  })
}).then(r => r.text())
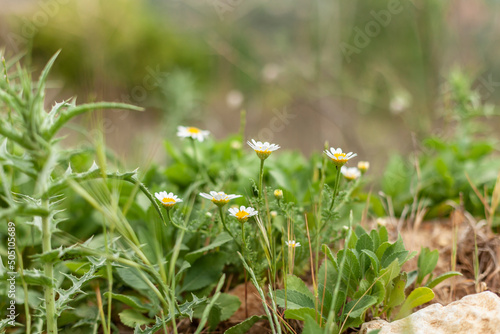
top-left (360, 292), bottom-right (500, 334)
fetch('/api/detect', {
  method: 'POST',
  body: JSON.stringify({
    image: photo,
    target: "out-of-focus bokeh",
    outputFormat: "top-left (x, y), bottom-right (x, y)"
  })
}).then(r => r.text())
top-left (1, 0), bottom-right (499, 172)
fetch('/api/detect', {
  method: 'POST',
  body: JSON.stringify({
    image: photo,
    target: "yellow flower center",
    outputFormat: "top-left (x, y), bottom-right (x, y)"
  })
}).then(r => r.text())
top-left (187, 127), bottom-right (201, 134)
top-left (333, 153), bottom-right (347, 161)
top-left (162, 198), bottom-right (176, 205)
top-left (236, 211), bottom-right (249, 220)
top-left (212, 197), bottom-right (229, 206)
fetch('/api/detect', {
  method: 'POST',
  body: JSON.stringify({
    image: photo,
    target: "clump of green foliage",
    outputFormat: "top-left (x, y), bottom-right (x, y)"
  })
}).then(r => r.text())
top-left (0, 53), bottom-right (464, 334)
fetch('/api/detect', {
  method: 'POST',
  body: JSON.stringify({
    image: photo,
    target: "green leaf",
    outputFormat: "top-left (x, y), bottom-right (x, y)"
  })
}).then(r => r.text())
top-left (417, 247), bottom-right (439, 285)
top-left (181, 252), bottom-right (226, 292)
top-left (17, 269), bottom-right (52, 287)
top-left (346, 230), bottom-right (358, 249)
top-left (387, 275), bottom-right (406, 308)
top-left (343, 295), bottom-right (377, 318)
top-left (47, 102), bottom-right (143, 139)
top-left (286, 275), bottom-right (315, 300)
top-left (185, 233), bottom-right (233, 263)
top-left (275, 289), bottom-right (316, 309)
top-left (370, 229), bottom-right (380, 252)
top-left (378, 259), bottom-right (401, 287)
top-left (302, 314), bottom-right (323, 334)
top-left (116, 267), bottom-right (151, 291)
top-left (376, 242), bottom-right (391, 261)
top-left (395, 287), bottom-right (435, 320)
top-left (119, 309), bottom-right (153, 328)
top-left (378, 226), bottom-right (388, 243)
top-left (339, 249), bottom-right (361, 288)
top-left (103, 292), bottom-right (150, 313)
top-left (284, 307), bottom-right (318, 321)
top-left (224, 315), bottom-right (266, 334)
top-left (406, 270), bottom-right (418, 289)
top-left (426, 271), bottom-right (462, 289)
top-left (381, 250), bottom-right (409, 268)
top-left (361, 250), bottom-right (380, 273)
top-left (217, 293), bottom-right (241, 321)
top-left (356, 234), bottom-right (374, 253)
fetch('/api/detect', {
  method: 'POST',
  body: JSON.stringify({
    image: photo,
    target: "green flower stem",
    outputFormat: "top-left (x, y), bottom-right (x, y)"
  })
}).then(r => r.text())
top-left (241, 223), bottom-right (249, 318)
top-left (41, 197), bottom-right (57, 334)
top-left (258, 159), bottom-right (265, 199)
top-left (166, 209), bottom-right (187, 231)
top-left (328, 166), bottom-right (342, 211)
top-left (168, 218), bottom-right (186, 334)
top-left (218, 206), bottom-right (236, 240)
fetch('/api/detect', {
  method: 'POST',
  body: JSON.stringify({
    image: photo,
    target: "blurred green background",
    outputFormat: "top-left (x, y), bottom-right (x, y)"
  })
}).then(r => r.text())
top-left (1, 0), bottom-right (499, 174)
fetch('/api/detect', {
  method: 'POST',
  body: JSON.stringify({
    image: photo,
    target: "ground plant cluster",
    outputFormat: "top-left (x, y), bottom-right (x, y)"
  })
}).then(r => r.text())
top-left (0, 54), bottom-right (499, 334)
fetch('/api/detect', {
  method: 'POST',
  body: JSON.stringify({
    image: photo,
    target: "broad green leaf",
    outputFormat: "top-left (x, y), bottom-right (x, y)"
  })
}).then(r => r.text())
top-left (339, 249), bottom-right (361, 286)
top-left (302, 314), bottom-right (323, 334)
top-left (376, 242), bottom-right (391, 261)
top-left (318, 283), bottom-right (333, 318)
top-left (343, 295), bottom-right (377, 318)
top-left (378, 259), bottom-right (401, 287)
top-left (216, 293), bottom-right (241, 321)
top-left (346, 230), bottom-right (358, 249)
top-left (370, 229), bottom-right (380, 251)
top-left (275, 290), bottom-right (316, 309)
top-left (286, 275), bottom-right (315, 300)
top-left (370, 280), bottom-right (386, 304)
top-left (284, 307), bottom-right (318, 321)
top-left (378, 226), bottom-right (388, 243)
top-left (417, 247), bottom-right (439, 284)
top-left (119, 309), bottom-right (153, 328)
top-left (387, 274), bottom-right (406, 308)
top-left (181, 252), bottom-right (225, 292)
top-left (406, 270), bottom-right (418, 289)
top-left (224, 315), bottom-right (266, 334)
top-left (185, 233), bottom-right (233, 263)
top-left (395, 287), bottom-right (435, 320)
top-left (361, 249), bottom-right (380, 273)
top-left (103, 293), bottom-right (150, 313)
top-left (317, 258), bottom-right (338, 291)
top-left (426, 271), bottom-right (462, 289)
top-left (355, 225), bottom-right (369, 238)
top-left (356, 234), bottom-right (374, 253)
top-left (381, 250), bottom-right (409, 268)
top-left (116, 267), bottom-right (151, 291)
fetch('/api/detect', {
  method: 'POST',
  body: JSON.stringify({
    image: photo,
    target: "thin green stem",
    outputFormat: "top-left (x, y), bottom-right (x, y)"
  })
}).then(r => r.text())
top-left (167, 209), bottom-right (187, 231)
top-left (258, 159), bottom-right (265, 199)
top-left (328, 166), bottom-right (342, 211)
top-left (218, 206), bottom-right (236, 240)
top-left (241, 223), bottom-right (248, 318)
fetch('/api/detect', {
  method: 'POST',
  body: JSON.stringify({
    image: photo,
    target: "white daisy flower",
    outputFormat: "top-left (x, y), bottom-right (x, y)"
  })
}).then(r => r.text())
top-left (324, 147), bottom-right (357, 167)
top-left (199, 191), bottom-right (242, 207)
top-left (285, 240), bottom-right (301, 248)
top-left (247, 139), bottom-right (280, 160)
top-left (177, 126), bottom-right (210, 142)
top-left (155, 191), bottom-right (183, 209)
top-left (358, 161), bottom-right (370, 173)
top-left (228, 205), bottom-right (258, 223)
top-left (341, 166), bottom-right (361, 181)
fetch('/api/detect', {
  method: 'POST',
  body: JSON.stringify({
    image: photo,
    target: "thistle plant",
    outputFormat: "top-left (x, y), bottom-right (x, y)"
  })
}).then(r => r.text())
top-left (0, 52), bottom-right (141, 333)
